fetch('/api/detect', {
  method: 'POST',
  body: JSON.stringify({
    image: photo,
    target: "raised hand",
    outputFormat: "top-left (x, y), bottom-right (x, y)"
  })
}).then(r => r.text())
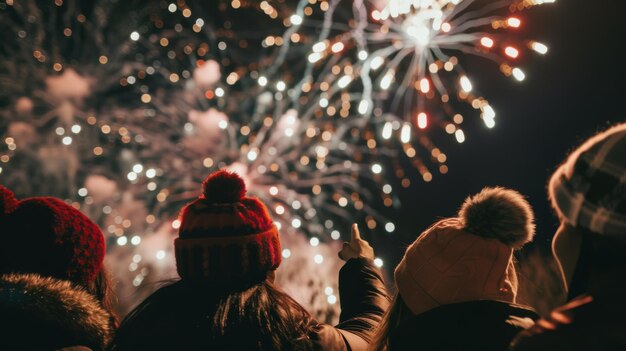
top-left (338, 223), bottom-right (375, 261)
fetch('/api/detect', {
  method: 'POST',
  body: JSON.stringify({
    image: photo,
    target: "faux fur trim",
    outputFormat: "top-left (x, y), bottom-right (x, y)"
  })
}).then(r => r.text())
top-left (459, 187), bottom-right (535, 248)
top-left (0, 273), bottom-right (112, 350)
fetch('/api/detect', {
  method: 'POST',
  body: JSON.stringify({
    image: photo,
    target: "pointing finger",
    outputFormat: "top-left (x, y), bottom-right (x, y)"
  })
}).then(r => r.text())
top-left (351, 223), bottom-right (361, 242)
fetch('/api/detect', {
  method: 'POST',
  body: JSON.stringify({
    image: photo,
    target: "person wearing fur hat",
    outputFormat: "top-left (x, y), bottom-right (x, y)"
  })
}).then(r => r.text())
top-left (369, 187), bottom-right (538, 351)
top-left (109, 170), bottom-right (389, 351)
top-left (510, 123), bottom-right (626, 351)
top-left (0, 186), bottom-right (116, 351)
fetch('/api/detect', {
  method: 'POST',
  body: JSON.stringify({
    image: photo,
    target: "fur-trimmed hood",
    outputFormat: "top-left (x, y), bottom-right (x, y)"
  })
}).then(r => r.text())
top-left (0, 273), bottom-right (112, 351)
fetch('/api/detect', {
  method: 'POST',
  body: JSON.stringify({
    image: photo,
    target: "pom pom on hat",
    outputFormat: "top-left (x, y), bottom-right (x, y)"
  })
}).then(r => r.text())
top-left (0, 186), bottom-right (18, 215)
top-left (459, 186), bottom-right (535, 248)
top-left (202, 170), bottom-right (246, 204)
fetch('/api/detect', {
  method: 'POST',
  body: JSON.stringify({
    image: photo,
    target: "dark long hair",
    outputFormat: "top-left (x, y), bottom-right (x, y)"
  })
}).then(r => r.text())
top-left (110, 277), bottom-right (314, 350)
top-left (211, 279), bottom-right (314, 350)
top-left (87, 268), bottom-right (119, 330)
top-left (368, 293), bottom-right (412, 351)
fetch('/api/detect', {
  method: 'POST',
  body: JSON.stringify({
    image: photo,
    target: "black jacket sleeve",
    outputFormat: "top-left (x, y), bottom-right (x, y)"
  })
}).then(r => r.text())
top-left (309, 257), bottom-right (389, 350)
top-left (337, 258), bottom-right (389, 333)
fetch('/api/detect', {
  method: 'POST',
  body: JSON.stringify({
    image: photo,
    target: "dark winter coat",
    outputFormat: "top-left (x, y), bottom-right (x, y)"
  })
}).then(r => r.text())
top-left (510, 289), bottom-right (626, 351)
top-left (109, 257), bottom-right (389, 351)
top-left (309, 258), bottom-right (390, 350)
top-left (0, 273), bottom-right (113, 351)
top-left (389, 300), bottom-right (538, 351)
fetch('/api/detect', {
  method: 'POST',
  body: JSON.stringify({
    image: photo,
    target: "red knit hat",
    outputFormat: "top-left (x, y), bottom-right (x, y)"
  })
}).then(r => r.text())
top-left (0, 185), bottom-right (105, 286)
top-left (174, 170), bottom-right (281, 290)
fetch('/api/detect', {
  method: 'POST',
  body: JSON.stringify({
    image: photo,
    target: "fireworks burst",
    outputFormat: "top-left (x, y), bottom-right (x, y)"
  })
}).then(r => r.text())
top-left (0, 0), bottom-right (553, 318)
top-left (0, 0), bottom-right (392, 318)
top-left (113, 0), bottom-right (403, 241)
top-left (352, 0), bottom-right (554, 180)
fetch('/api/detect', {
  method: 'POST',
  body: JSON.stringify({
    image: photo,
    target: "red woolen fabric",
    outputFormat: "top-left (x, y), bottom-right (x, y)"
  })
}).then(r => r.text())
top-left (0, 186), bottom-right (18, 214)
top-left (175, 170), bottom-right (281, 288)
top-left (175, 225), bottom-right (281, 282)
top-left (201, 170), bottom-right (247, 204)
top-left (0, 188), bottom-right (105, 286)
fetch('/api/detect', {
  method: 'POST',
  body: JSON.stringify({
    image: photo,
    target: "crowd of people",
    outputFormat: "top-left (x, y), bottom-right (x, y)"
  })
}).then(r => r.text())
top-left (0, 123), bottom-right (624, 350)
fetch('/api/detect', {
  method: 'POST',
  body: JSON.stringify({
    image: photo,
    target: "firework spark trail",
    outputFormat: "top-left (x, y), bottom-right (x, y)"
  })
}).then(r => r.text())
top-left (335, 0), bottom-right (555, 181)
top-left (117, 0), bottom-right (400, 242)
top-left (0, 0), bottom-right (553, 316)
top-left (97, 0), bottom-right (394, 316)
top-left (0, 0), bottom-right (385, 320)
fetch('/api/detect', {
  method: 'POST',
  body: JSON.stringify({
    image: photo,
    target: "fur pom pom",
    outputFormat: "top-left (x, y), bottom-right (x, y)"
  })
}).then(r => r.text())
top-left (459, 187), bottom-right (535, 248)
top-left (0, 185), bottom-right (18, 215)
top-left (201, 170), bottom-right (246, 204)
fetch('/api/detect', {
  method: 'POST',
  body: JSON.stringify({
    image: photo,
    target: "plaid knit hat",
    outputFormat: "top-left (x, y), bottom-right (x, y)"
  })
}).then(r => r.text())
top-left (174, 170), bottom-right (281, 290)
top-left (549, 123), bottom-right (626, 238)
top-left (0, 185), bottom-right (105, 286)
top-left (395, 187), bottom-right (535, 315)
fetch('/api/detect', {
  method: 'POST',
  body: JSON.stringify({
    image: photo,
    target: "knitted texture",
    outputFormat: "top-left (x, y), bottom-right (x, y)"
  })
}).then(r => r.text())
top-left (175, 170), bottom-right (281, 289)
top-left (395, 219), bottom-right (520, 316)
top-left (395, 187), bottom-right (535, 315)
top-left (549, 123), bottom-right (626, 237)
top-left (0, 188), bottom-right (105, 286)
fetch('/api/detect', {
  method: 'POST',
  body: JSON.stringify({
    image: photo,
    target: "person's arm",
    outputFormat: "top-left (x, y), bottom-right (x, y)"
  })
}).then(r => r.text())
top-left (307, 258), bottom-right (389, 351)
top-left (308, 224), bottom-right (389, 350)
top-left (335, 257), bottom-right (389, 343)
top-left (335, 224), bottom-right (390, 348)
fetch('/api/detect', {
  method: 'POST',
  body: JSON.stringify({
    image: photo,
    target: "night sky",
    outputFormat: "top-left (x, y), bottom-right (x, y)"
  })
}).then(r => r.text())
top-left (2, 0), bottom-right (624, 288)
top-left (377, 0), bottom-right (626, 267)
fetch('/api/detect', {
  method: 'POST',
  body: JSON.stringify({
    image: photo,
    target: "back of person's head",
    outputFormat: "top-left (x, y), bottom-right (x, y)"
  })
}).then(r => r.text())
top-left (0, 186), bottom-right (117, 348)
top-left (371, 187), bottom-right (535, 350)
top-left (0, 186), bottom-right (116, 310)
top-left (395, 187), bottom-right (535, 315)
top-left (548, 123), bottom-right (626, 296)
top-left (175, 170), bottom-right (281, 289)
top-left (0, 185), bottom-right (105, 286)
top-left (112, 170), bottom-right (313, 350)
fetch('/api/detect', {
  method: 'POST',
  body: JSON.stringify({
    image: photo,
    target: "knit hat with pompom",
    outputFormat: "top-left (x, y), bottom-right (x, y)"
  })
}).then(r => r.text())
top-left (174, 170), bottom-right (281, 290)
top-left (395, 187), bottom-right (535, 315)
top-left (0, 185), bottom-right (105, 286)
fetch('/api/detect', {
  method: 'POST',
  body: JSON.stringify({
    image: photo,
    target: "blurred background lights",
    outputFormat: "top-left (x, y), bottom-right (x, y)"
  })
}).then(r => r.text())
top-left (374, 257), bottom-right (384, 268)
top-left (310, 237), bottom-right (320, 247)
top-left (385, 222), bottom-right (395, 233)
top-left (0, 0), bottom-right (553, 318)
top-left (117, 236), bottom-right (128, 246)
top-left (282, 248), bottom-right (291, 258)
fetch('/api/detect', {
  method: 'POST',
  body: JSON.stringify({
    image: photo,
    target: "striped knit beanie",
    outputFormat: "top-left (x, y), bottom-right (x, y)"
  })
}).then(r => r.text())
top-left (549, 123), bottom-right (626, 238)
top-left (174, 170), bottom-right (281, 290)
